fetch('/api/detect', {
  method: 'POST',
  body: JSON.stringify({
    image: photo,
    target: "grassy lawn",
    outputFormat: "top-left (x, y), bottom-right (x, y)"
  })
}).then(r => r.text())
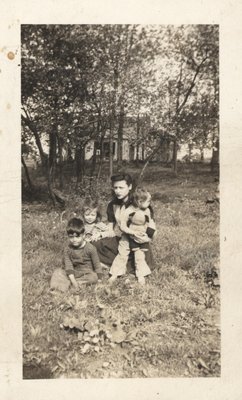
top-left (22, 163), bottom-right (220, 378)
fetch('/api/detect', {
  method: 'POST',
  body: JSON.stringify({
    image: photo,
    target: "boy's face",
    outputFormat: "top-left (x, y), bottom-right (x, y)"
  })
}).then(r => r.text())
top-left (113, 180), bottom-right (132, 200)
top-left (83, 208), bottom-right (98, 224)
top-left (68, 232), bottom-right (85, 247)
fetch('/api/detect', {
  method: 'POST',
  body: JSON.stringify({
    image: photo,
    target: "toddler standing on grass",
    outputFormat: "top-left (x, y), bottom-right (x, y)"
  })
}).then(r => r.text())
top-left (50, 218), bottom-right (104, 292)
top-left (109, 187), bottom-right (156, 285)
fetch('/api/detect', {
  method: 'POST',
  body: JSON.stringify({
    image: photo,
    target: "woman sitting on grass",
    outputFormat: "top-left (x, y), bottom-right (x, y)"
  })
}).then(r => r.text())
top-left (93, 173), bottom-right (155, 275)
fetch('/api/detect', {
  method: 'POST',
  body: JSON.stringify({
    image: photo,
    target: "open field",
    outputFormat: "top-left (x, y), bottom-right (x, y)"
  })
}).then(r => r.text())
top-left (22, 163), bottom-right (220, 378)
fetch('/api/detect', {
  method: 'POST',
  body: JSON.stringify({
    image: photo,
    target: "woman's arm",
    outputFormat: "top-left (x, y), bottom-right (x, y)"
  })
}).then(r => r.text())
top-left (101, 222), bottom-right (116, 238)
top-left (92, 222), bottom-right (116, 240)
top-left (88, 222), bottom-right (115, 241)
top-left (131, 232), bottom-right (151, 244)
top-left (120, 219), bottom-right (137, 236)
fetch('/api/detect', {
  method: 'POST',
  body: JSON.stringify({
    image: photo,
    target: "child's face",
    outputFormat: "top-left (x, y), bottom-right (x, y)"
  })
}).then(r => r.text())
top-left (137, 197), bottom-right (151, 210)
top-left (83, 208), bottom-right (98, 224)
top-left (68, 232), bottom-right (85, 247)
top-left (113, 180), bottom-right (132, 200)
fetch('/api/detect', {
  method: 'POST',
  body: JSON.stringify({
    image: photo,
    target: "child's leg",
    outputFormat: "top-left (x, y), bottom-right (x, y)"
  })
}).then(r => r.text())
top-left (134, 249), bottom-right (151, 278)
top-left (76, 271), bottom-right (98, 285)
top-left (50, 268), bottom-right (71, 292)
top-left (109, 235), bottom-right (130, 277)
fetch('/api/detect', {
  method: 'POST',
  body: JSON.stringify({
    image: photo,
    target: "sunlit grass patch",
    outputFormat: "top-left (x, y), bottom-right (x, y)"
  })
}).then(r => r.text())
top-left (22, 166), bottom-right (220, 378)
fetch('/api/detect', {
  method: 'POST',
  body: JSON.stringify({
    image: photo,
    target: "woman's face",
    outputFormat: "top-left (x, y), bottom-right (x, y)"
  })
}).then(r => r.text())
top-left (113, 180), bottom-right (132, 201)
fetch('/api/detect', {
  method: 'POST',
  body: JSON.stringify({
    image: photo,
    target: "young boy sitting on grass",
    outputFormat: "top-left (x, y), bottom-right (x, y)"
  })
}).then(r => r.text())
top-left (50, 218), bottom-right (104, 292)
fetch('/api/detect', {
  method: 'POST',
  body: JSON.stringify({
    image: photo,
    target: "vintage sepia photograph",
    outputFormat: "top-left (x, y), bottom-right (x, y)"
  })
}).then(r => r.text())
top-left (21, 24), bottom-right (220, 379)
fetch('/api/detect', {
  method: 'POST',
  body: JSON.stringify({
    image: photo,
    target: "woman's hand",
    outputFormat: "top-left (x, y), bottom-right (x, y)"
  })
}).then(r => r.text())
top-left (101, 231), bottom-right (116, 239)
top-left (131, 232), bottom-right (151, 244)
top-left (91, 232), bottom-right (102, 242)
top-left (120, 221), bottom-right (137, 236)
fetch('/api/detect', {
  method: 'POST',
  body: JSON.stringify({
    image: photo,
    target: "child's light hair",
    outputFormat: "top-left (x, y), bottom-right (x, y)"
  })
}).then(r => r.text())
top-left (82, 197), bottom-right (102, 221)
top-left (133, 187), bottom-right (151, 206)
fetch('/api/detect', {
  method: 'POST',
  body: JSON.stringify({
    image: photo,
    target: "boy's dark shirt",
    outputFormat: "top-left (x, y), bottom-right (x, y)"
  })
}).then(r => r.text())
top-left (64, 242), bottom-right (102, 278)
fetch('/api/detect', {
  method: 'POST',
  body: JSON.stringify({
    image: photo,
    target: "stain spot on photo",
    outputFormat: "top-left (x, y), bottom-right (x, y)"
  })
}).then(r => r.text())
top-left (7, 51), bottom-right (15, 60)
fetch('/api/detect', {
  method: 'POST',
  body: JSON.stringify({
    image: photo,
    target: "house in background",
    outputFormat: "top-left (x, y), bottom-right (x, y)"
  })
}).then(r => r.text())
top-left (84, 116), bottom-right (213, 163)
top-left (85, 134), bottom-right (131, 161)
top-left (84, 116), bottom-right (177, 163)
top-left (22, 115), bottom-right (213, 167)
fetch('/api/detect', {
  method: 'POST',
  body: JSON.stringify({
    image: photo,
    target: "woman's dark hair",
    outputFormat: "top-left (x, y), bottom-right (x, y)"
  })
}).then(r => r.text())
top-left (66, 218), bottom-right (85, 235)
top-left (111, 173), bottom-right (133, 187)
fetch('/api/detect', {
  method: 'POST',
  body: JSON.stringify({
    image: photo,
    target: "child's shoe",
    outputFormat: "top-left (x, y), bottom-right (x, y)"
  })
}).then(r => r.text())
top-left (138, 276), bottom-right (146, 285)
top-left (108, 275), bottom-right (117, 284)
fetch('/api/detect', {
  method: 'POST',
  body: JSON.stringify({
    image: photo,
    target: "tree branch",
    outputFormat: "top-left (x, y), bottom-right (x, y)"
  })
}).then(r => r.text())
top-left (176, 56), bottom-right (208, 115)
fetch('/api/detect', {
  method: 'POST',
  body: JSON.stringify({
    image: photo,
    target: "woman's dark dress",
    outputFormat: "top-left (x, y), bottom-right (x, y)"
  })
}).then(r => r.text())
top-left (93, 196), bottom-right (155, 274)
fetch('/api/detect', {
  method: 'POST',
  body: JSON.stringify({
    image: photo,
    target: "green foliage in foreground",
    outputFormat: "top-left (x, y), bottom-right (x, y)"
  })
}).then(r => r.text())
top-left (22, 168), bottom-right (220, 378)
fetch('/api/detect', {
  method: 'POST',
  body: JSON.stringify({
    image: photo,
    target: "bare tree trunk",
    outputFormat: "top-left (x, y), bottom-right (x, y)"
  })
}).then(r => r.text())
top-left (142, 144), bottom-right (145, 161)
top-left (67, 144), bottom-right (73, 161)
top-left (200, 147), bottom-right (204, 161)
top-left (109, 115), bottom-right (114, 178)
top-left (75, 146), bottom-right (85, 185)
top-left (172, 139), bottom-right (178, 175)
top-left (21, 155), bottom-right (34, 191)
top-left (138, 143), bottom-right (163, 184)
top-left (136, 114), bottom-right (140, 166)
top-left (22, 115), bottom-right (47, 168)
top-left (165, 140), bottom-right (171, 163)
top-left (109, 135), bottom-right (113, 177)
top-left (91, 116), bottom-right (102, 179)
top-left (211, 138), bottom-right (219, 172)
top-left (117, 105), bottom-right (124, 167)
top-left (91, 140), bottom-right (98, 178)
top-left (57, 134), bottom-right (64, 190)
top-left (49, 131), bottom-right (57, 184)
top-left (188, 143), bottom-right (193, 162)
top-left (97, 136), bottom-right (104, 180)
top-left (47, 131), bottom-right (57, 205)
top-left (159, 139), bottom-right (169, 162)
top-left (47, 167), bottom-right (56, 206)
